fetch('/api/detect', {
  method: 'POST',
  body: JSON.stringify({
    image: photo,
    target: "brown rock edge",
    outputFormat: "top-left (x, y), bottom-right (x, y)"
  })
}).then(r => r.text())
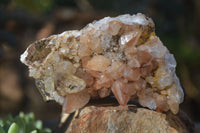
top-left (63, 106), bottom-right (194, 133)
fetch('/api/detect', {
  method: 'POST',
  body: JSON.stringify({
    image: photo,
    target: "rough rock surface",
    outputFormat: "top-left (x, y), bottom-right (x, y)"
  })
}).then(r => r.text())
top-left (20, 13), bottom-right (184, 114)
top-left (65, 106), bottom-right (194, 133)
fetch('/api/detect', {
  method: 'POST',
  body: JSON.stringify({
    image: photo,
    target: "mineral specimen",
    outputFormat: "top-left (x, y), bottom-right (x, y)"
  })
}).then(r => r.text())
top-left (20, 13), bottom-right (184, 114)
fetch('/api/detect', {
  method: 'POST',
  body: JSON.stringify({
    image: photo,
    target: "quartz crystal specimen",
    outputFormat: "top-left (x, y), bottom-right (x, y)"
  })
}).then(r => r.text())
top-left (20, 13), bottom-right (184, 114)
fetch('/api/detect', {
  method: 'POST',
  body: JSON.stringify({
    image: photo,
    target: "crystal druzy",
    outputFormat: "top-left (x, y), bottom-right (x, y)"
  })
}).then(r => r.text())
top-left (20, 13), bottom-right (184, 114)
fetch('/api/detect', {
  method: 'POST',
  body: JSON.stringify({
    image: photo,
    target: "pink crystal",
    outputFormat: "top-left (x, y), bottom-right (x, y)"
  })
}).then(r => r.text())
top-left (63, 92), bottom-right (90, 113)
top-left (20, 13), bottom-right (184, 114)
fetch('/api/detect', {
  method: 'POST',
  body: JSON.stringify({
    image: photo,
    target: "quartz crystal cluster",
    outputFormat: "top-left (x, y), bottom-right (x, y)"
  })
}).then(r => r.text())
top-left (20, 13), bottom-right (184, 114)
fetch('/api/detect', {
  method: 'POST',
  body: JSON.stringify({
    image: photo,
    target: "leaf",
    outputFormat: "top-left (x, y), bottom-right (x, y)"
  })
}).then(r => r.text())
top-left (0, 126), bottom-right (6, 133)
top-left (8, 123), bottom-right (19, 133)
top-left (25, 113), bottom-right (35, 123)
top-left (30, 130), bottom-right (38, 133)
top-left (0, 119), bottom-right (4, 127)
top-left (5, 114), bottom-right (13, 124)
top-left (42, 128), bottom-right (52, 133)
top-left (35, 120), bottom-right (42, 130)
top-left (19, 112), bottom-right (25, 119)
top-left (14, 117), bottom-right (25, 133)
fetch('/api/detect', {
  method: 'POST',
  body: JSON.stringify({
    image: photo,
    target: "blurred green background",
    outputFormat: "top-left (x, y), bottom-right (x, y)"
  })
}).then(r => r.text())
top-left (0, 0), bottom-right (200, 128)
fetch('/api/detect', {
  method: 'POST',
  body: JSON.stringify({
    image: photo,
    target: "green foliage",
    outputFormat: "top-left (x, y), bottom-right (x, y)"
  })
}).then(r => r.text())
top-left (0, 112), bottom-right (52, 133)
top-left (13, 0), bottom-right (54, 14)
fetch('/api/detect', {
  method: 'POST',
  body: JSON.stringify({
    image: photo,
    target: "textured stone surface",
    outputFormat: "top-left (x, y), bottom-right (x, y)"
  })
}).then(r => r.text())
top-left (64, 106), bottom-right (194, 133)
top-left (20, 13), bottom-right (184, 114)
